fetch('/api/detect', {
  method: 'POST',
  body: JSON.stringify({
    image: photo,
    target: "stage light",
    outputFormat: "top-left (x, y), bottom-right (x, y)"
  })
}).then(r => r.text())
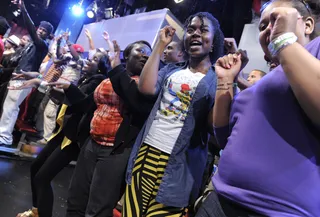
top-left (72, 4), bottom-right (84, 16)
top-left (87, 10), bottom-right (95, 18)
top-left (86, 1), bottom-right (98, 18)
top-left (174, 0), bottom-right (184, 3)
top-left (104, 7), bottom-right (114, 19)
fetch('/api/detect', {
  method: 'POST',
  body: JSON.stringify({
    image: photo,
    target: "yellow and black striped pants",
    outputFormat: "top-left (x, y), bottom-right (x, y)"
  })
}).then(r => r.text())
top-left (122, 144), bottom-right (187, 217)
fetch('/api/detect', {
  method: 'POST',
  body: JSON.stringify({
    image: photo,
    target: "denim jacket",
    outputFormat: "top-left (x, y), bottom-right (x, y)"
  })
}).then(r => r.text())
top-left (126, 62), bottom-right (217, 208)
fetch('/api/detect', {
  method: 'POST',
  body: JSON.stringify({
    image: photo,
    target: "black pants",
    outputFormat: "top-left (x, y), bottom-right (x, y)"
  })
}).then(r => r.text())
top-left (25, 90), bottom-right (45, 124)
top-left (66, 138), bottom-right (132, 217)
top-left (195, 191), bottom-right (264, 217)
top-left (30, 132), bottom-right (80, 217)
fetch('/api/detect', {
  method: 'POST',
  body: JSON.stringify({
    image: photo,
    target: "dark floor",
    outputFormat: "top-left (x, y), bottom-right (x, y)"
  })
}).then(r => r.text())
top-left (0, 155), bottom-right (74, 217)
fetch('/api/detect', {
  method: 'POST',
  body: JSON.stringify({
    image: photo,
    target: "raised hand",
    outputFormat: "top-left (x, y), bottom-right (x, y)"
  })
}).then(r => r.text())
top-left (215, 53), bottom-right (243, 80)
top-left (46, 81), bottom-right (71, 90)
top-left (103, 31), bottom-right (110, 41)
top-left (56, 34), bottom-right (64, 43)
top-left (237, 49), bottom-right (249, 72)
top-left (269, 7), bottom-right (300, 41)
top-left (8, 78), bottom-right (41, 90)
top-left (224, 38), bottom-right (237, 54)
top-left (85, 29), bottom-right (92, 39)
top-left (158, 26), bottom-right (176, 48)
top-left (108, 40), bottom-right (121, 69)
top-left (63, 32), bottom-right (70, 42)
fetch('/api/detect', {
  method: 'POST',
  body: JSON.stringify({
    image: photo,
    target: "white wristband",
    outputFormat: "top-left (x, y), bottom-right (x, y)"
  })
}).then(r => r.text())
top-left (268, 32), bottom-right (298, 57)
top-left (38, 81), bottom-right (48, 93)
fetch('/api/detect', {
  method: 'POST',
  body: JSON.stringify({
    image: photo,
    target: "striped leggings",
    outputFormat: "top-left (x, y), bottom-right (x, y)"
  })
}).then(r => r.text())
top-left (122, 144), bottom-right (187, 217)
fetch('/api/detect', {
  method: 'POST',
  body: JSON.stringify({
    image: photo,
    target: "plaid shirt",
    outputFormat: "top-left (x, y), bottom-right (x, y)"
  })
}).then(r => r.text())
top-left (90, 76), bottom-right (139, 146)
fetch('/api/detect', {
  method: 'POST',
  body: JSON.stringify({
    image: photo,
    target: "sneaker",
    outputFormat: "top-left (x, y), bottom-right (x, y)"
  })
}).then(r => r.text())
top-left (37, 139), bottom-right (47, 146)
top-left (17, 207), bottom-right (39, 217)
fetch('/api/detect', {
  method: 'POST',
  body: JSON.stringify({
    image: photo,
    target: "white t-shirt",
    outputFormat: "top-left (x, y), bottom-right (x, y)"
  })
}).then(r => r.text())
top-left (144, 68), bottom-right (205, 154)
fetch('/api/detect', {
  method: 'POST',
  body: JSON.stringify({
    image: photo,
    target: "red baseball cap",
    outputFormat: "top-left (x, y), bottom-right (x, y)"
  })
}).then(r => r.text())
top-left (72, 44), bottom-right (84, 53)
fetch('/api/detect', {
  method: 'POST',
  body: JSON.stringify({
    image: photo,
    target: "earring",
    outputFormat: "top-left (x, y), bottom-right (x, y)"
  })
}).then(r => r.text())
top-left (210, 46), bottom-right (214, 52)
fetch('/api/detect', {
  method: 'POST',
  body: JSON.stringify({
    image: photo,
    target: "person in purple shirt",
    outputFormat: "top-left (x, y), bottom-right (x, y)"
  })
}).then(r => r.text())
top-left (195, 0), bottom-right (320, 217)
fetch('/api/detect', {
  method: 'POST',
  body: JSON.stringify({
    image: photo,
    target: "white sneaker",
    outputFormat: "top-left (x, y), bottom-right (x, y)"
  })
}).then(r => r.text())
top-left (37, 139), bottom-right (47, 146)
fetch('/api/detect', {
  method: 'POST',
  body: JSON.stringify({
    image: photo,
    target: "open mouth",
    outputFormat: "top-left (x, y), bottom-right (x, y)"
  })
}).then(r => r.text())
top-left (83, 61), bottom-right (91, 70)
top-left (139, 59), bottom-right (147, 65)
top-left (190, 40), bottom-right (202, 48)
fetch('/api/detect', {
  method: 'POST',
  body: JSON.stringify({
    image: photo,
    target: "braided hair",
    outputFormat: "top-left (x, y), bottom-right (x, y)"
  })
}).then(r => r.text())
top-left (183, 12), bottom-right (225, 64)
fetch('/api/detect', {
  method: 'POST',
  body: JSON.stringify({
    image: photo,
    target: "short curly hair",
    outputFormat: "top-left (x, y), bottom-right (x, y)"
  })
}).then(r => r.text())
top-left (183, 12), bottom-right (225, 64)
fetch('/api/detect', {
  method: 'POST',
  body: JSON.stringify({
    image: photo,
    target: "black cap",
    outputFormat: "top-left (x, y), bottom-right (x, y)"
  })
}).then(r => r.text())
top-left (39, 21), bottom-right (54, 35)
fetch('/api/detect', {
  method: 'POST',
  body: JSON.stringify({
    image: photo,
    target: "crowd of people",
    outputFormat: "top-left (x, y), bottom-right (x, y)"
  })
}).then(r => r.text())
top-left (0, 0), bottom-right (319, 216)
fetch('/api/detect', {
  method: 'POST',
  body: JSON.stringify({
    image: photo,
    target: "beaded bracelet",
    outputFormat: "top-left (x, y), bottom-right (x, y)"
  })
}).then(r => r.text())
top-left (268, 32), bottom-right (297, 57)
top-left (217, 82), bottom-right (237, 87)
top-left (37, 74), bottom-right (43, 79)
top-left (217, 82), bottom-right (237, 90)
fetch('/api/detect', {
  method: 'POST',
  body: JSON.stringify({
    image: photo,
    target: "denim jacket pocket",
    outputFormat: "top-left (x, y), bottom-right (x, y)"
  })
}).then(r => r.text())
top-left (156, 155), bottom-right (194, 208)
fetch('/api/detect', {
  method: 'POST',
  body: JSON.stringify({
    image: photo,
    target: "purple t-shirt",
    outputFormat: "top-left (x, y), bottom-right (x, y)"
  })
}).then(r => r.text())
top-left (213, 37), bottom-right (320, 217)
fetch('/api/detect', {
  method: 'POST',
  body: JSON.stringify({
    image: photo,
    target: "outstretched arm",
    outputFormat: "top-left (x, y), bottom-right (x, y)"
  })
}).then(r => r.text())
top-left (64, 32), bottom-right (80, 60)
top-left (47, 81), bottom-right (94, 106)
top-left (138, 26), bottom-right (175, 96)
top-left (56, 35), bottom-right (64, 59)
top-left (49, 38), bottom-right (58, 59)
top-left (13, 0), bottom-right (43, 46)
top-left (103, 31), bottom-right (114, 53)
top-left (85, 29), bottom-right (95, 51)
top-left (208, 53), bottom-right (247, 147)
top-left (210, 54), bottom-right (242, 129)
top-left (209, 51), bottom-right (248, 128)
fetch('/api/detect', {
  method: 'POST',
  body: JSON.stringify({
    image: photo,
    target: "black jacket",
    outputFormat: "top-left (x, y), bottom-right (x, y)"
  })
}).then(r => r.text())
top-left (60, 74), bottom-right (105, 146)
top-left (65, 65), bottom-right (155, 153)
top-left (108, 65), bottom-right (155, 154)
